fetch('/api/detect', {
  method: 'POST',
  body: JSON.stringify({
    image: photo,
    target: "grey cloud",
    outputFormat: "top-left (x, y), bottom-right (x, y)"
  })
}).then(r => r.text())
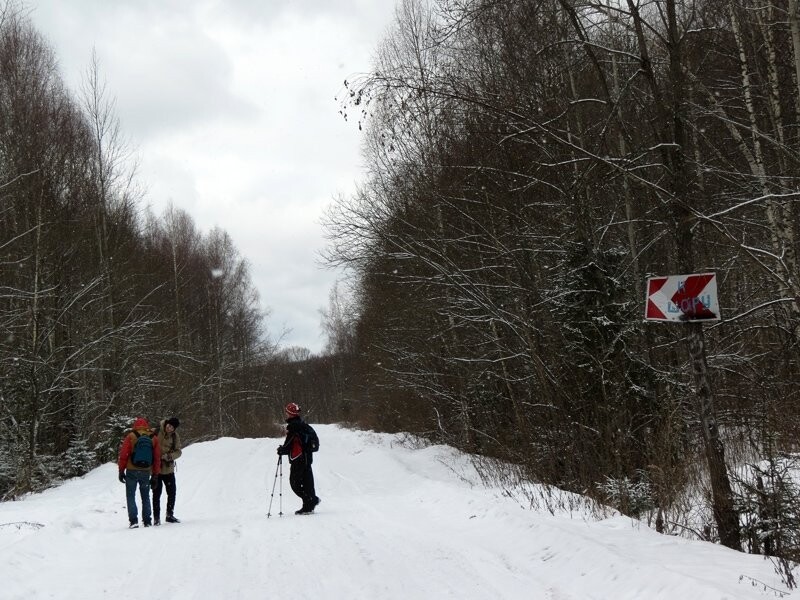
top-left (206, 0), bottom-right (392, 29)
top-left (110, 40), bottom-right (259, 139)
top-left (28, 0), bottom-right (395, 354)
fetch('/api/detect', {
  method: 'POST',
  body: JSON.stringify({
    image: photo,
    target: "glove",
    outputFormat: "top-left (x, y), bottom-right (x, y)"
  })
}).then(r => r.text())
top-left (277, 446), bottom-right (285, 456)
top-left (150, 475), bottom-right (158, 487)
top-left (118, 471), bottom-right (125, 483)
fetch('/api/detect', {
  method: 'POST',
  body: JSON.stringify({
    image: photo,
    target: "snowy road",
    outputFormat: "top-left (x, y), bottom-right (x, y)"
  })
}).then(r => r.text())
top-left (0, 426), bottom-right (793, 599)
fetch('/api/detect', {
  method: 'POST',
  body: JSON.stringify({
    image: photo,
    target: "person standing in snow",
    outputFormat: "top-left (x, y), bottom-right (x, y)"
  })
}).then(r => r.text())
top-left (152, 417), bottom-right (182, 525)
top-left (277, 402), bottom-right (320, 514)
top-left (118, 417), bottom-right (161, 528)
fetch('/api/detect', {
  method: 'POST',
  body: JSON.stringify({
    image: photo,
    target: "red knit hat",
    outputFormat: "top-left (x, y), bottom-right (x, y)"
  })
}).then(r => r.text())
top-left (133, 417), bottom-right (149, 430)
top-left (284, 403), bottom-right (301, 417)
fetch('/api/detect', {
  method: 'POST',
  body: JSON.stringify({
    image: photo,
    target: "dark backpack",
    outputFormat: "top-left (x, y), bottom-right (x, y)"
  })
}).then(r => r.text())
top-left (303, 426), bottom-right (320, 453)
top-left (131, 432), bottom-right (154, 467)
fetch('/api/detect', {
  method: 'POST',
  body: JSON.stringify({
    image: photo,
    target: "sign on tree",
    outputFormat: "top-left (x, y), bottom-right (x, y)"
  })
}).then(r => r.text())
top-left (645, 273), bottom-right (720, 322)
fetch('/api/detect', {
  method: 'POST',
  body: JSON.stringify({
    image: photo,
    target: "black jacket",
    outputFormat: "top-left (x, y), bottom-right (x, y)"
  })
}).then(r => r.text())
top-left (278, 417), bottom-right (319, 464)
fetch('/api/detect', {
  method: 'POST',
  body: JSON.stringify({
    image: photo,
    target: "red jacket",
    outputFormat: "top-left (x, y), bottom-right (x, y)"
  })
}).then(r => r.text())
top-left (117, 418), bottom-right (161, 474)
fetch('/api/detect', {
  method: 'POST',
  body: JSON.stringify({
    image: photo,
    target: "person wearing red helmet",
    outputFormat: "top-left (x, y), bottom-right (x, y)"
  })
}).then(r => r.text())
top-left (277, 402), bottom-right (320, 514)
top-left (118, 417), bottom-right (161, 528)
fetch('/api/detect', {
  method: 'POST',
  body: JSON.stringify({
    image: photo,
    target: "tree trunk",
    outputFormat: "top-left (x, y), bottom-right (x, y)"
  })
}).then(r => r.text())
top-left (685, 322), bottom-right (741, 548)
top-left (670, 0), bottom-right (741, 550)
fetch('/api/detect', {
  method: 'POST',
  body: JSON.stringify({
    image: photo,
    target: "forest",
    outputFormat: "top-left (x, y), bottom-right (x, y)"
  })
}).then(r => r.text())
top-left (321, 0), bottom-right (800, 570)
top-left (1, 0), bottom-right (799, 571)
top-left (0, 5), bottom-right (280, 499)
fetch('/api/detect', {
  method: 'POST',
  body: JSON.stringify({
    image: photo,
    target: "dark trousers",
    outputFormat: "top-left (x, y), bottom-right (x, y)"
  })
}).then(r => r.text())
top-left (153, 472), bottom-right (177, 519)
top-left (289, 455), bottom-right (317, 509)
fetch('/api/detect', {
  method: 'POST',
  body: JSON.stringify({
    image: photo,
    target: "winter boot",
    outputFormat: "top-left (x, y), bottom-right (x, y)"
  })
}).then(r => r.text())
top-left (165, 514), bottom-right (180, 523)
top-left (296, 499), bottom-right (315, 514)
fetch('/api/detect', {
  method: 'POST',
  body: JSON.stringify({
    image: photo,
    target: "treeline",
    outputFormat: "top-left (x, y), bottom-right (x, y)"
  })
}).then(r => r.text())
top-left (323, 0), bottom-right (800, 562)
top-left (0, 6), bottom-right (276, 498)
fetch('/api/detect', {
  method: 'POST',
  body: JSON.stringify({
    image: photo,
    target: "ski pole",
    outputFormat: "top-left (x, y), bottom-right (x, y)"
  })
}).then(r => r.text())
top-left (278, 454), bottom-right (283, 516)
top-left (267, 455), bottom-right (283, 518)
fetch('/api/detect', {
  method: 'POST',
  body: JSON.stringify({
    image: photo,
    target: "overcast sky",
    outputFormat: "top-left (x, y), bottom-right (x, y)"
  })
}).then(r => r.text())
top-left (26, 0), bottom-right (396, 353)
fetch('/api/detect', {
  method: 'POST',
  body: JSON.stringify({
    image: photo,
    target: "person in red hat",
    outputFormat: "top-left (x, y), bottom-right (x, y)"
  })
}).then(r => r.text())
top-left (277, 403), bottom-right (320, 514)
top-left (117, 417), bottom-right (161, 528)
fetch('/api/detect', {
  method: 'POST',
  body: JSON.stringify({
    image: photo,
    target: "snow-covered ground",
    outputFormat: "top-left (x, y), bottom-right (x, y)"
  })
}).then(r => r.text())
top-left (0, 425), bottom-right (794, 599)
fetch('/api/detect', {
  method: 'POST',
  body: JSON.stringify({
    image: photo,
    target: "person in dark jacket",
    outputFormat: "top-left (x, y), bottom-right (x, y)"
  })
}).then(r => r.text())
top-left (277, 402), bottom-right (320, 514)
top-left (152, 417), bottom-right (182, 525)
top-left (117, 417), bottom-right (161, 528)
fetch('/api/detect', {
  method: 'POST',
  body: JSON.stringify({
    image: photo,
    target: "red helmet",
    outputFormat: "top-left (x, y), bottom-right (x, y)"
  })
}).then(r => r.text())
top-left (284, 402), bottom-right (301, 417)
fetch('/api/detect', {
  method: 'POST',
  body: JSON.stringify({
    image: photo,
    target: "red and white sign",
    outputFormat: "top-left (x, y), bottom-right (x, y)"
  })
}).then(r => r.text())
top-left (645, 272), bottom-right (720, 322)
